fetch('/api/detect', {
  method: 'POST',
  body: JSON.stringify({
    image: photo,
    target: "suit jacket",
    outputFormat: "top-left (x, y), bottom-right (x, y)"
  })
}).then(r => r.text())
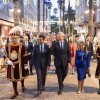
top-left (33, 43), bottom-right (51, 68)
top-left (86, 42), bottom-right (93, 56)
top-left (23, 41), bottom-right (33, 59)
top-left (51, 41), bottom-right (71, 67)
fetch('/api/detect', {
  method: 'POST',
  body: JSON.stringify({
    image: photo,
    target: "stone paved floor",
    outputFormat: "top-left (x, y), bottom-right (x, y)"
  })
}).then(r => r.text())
top-left (0, 62), bottom-right (100, 100)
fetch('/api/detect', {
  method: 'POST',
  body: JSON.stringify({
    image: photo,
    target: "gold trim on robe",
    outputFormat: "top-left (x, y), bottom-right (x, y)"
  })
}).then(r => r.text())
top-left (7, 43), bottom-right (28, 82)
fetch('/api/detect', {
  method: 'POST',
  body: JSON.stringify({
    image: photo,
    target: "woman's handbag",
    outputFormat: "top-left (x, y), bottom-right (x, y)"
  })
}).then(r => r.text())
top-left (86, 68), bottom-right (91, 77)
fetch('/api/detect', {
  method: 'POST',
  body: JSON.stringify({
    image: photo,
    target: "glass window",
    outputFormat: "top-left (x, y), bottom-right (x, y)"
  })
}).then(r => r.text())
top-left (99, 0), bottom-right (100, 6)
top-left (3, 0), bottom-right (9, 4)
top-left (84, 0), bottom-right (87, 7)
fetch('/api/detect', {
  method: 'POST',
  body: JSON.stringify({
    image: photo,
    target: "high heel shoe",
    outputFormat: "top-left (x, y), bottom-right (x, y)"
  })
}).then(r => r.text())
top-left (81, 90), bottom-right (84, 93)
top-left (77, 91), bottom-right (81, 94)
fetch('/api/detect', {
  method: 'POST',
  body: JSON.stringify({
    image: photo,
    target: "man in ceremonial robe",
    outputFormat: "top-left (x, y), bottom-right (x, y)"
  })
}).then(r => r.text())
top-left (6, 26), bottom-right (29, 99)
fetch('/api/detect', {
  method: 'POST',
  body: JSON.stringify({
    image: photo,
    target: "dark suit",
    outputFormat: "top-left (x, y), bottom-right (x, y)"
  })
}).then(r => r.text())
top-left (24, 41), bottom-right (33, 74)
top-left (33, 43), bottom-right (51, 91)
top-left (86, 42), bottom-right (93, 57)
top-left (51, 41), bottom-right (71, 90)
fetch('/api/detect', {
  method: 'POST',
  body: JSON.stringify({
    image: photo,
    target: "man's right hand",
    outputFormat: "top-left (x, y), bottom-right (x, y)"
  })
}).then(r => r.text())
top-left (6, 60), bottom-right (15, 68)
top-left (7, 60), bottom-right (13, 65)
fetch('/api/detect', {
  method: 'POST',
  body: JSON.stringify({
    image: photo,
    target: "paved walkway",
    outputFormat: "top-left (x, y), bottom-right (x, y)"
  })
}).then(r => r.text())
top-left (0, 62), bottom-right (100, 100)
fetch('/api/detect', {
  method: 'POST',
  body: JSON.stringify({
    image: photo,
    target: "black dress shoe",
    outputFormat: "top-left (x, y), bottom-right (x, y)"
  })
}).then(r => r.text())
top-left (30, 72), bottom-right (33, 75)
top-left (10, 92), bottom-right (18, 99)
top-left (98, 89), bottom-right (100, 94)
top-left (62, 83), bottom-right (64, 89)
top-left (22, 87), bottom-right (26, 92)
top-left (37, 90), bottom-right (42, 96)
top-left (58, 89), bottom-right (63, 95)
top-left (34, 90), bottom-right (42, 98)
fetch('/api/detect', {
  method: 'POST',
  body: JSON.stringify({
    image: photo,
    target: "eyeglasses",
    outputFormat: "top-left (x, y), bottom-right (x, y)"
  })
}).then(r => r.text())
top-left (10, 33), bottom-right (19, 36)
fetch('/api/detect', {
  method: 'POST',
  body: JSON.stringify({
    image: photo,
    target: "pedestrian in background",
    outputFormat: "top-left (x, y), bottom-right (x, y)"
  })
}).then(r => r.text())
top-left (69, 36), bottom-right (77, 74)
top-left (24, 35), bottom-right (33, 75)
top-left (75, 42), bottom-right (90, 94)
top-left (75, 35), bottom-right (80, 50)
top-left (86, 36), bottom-right (93, 59)
top-left (95, 33), bottom-right (100, 94)
top-left (45, 36), bottom-right (52, 48)
top-left (32, 34), bottom-right (38, 46)
top-left (0, 35), bottom-right (7, 47)
top-left (79, 33), bottom-right (85, 43)
top-left (93, 35), bottom-right (98, 59)
top-left (0, 41), bottom-right (5, 73)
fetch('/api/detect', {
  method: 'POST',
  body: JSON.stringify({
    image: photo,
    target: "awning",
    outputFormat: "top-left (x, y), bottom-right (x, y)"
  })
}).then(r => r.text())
top-left (0, 19), bottom-right (14, 26)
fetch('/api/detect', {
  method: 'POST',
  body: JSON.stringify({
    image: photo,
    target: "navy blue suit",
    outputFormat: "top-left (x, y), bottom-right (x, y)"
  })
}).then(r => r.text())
top-left (86, 42), bottom-right (93, 57)
top-left (51, 41), bottom-right (71, 90)
top-left (33, 43), bottom-right (51, 91)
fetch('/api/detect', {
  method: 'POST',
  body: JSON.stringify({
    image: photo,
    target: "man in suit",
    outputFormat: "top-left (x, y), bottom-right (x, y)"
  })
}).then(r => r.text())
top-left (24, 35), bottom-right (34, 75)
top-left (51, 32), bottom-right (71, 95)
top-left (86, 36), bottom-right (93, 59)
top-left (33, 34), bottom-right (51, 95)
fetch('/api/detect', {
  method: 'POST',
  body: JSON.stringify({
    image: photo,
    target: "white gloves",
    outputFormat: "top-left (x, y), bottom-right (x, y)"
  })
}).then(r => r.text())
top-left (6, 60), bottom-right (15, 68)
top-left (25, 66), bottom-right (29, 69)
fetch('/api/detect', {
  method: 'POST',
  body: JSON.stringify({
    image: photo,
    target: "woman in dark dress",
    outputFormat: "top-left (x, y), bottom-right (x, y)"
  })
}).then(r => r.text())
top-left (75, 42), bottom-right (90, 94)
top-left (95, 46), bottom-right (100, 94)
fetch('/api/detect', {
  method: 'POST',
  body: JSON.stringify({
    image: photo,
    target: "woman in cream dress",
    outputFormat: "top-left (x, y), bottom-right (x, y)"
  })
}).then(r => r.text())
top-left (0, 41), bottom-right (5, 72)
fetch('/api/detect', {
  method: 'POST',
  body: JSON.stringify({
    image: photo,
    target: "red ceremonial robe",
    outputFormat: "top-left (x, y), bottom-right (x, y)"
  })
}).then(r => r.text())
top-left (6, 43), bottom-right (29, 82)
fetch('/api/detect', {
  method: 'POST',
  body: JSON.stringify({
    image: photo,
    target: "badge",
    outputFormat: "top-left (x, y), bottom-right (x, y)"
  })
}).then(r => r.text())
top-left (11, 50), bottom-right (18, 60)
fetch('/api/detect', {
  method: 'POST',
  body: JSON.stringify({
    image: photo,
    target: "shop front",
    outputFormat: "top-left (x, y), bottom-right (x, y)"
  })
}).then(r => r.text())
top-left (0, 19), bottom-right (14, 36)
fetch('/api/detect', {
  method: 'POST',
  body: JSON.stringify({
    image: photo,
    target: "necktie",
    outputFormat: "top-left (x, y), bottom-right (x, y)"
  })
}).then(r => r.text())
top-left (61, 42), bottom-right (63, 49)
top-left (40, 45), bottom-right (42, 57)
top-left (25, 42), bottom-right (28, 48)
top-left (41, 45), bottom-right (42, 53)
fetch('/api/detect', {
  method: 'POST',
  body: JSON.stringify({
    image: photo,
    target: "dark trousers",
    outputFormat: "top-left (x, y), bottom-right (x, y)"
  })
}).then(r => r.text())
top-left (29, 59), bottom-right (33, 73)
top-left (12, 80), bottom-right (24, 94)
top-left (36, 65), bottom-right (47, 91)
top-left (56, 62), bottom-right (68, 90)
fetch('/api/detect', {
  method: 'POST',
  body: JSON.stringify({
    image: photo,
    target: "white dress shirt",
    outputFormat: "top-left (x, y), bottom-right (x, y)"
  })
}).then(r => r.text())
top-left (25, 41), bottom-right (28, 48)
top-left (40, 44), bottom-right (44, 53)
